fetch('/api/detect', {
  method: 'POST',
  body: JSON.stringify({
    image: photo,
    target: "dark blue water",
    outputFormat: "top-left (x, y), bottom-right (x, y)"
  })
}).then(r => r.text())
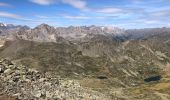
top-left (144, 75), bottom-right (161, 82)
top-left (97, 76), bottom-right (108, 79)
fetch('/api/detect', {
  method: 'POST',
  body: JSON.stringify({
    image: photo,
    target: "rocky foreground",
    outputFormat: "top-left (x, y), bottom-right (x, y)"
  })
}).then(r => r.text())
top-left (0, 59), bottom-right (113, 100)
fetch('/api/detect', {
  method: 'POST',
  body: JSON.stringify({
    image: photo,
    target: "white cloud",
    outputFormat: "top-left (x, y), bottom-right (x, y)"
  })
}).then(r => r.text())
top-left (97, 8), bottom-right (124, 13)
top-left (29, 0), bottom-right (55, 5)
top-left (63, 15), bottom-right (90, 19)
top-left (29, 0), bottom-right (88, 10)
top-left (62, 0), bottom-right (88, 11)
top-left (151, 10), bottom-right (170, 17)
top-left (0, 12), bottom-right (22, 19)
top-left (144, 20), bottom-right (159, 24)
top-left (35, 15), bottom-right (55, 18)
top-left (34, 14), bottom-right (90, 20)
top-left (0, 2), bottom-right (11, 7)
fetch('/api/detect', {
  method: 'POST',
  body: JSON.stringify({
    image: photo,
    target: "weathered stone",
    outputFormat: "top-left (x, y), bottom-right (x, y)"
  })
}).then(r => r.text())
top-left (0, 64), bottom-right (5, 73)
top-left (33, 90), bottom-right (42, 98)
top-left (28, 68), bottom-right (39, 74)
top-left (4, 69), bottom-right (12, 75)
top-left (2, 59), bottom-right (13, 66)
top-left (13, 76), bottom-right (20, 82)
top-left (39, 78), bottom-right (46, 82)
top-left (46, 91), bottom-right (53, 98)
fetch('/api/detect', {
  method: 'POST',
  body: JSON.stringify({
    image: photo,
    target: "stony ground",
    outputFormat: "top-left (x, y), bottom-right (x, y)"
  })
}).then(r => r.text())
top-left (0, 58), bottom-right (170, 100)
top-left (0, 59), bottom-right (114, 100)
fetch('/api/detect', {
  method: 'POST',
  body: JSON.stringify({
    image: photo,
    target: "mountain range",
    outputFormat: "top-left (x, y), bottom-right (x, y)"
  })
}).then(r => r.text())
top-left (1, 23), bottom-right (170, 42)
top-left (0, 22), bottom-right (170, 100)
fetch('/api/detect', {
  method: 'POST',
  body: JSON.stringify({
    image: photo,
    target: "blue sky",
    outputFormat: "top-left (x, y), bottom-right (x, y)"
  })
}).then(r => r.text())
top-left (0, 0), bottom-right (170, 29)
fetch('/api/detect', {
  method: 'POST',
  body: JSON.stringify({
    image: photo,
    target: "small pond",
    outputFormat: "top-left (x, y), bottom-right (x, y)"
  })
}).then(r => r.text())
top-left (97, 76), bottom-right (108, 79)
top-left (144, 75), bottom-right (161, 82)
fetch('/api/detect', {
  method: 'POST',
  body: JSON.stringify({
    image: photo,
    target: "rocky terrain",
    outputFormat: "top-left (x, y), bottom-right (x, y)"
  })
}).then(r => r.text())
top-left (0, 23), bottom-right (170, 100)
top-left (0, 59), bottom-right (114, 100)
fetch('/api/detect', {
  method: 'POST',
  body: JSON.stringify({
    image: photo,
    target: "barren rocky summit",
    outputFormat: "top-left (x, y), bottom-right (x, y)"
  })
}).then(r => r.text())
top-left (0, 59), bottom-right (113, 100)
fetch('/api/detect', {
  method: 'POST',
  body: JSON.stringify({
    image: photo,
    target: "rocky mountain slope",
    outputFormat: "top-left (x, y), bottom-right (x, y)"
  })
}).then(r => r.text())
top-left (0, 59), bottom-right (113, 100)
top-left (0, 23), bottom-right (170, 100)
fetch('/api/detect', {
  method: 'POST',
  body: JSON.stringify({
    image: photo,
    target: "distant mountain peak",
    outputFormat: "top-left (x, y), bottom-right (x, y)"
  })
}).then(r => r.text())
top-left (0, 23), bottom-right (7, 27)
top-left (36, 23), bottom-right (53, 29)
top-left (0, 23), bottom-right (30, 30)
